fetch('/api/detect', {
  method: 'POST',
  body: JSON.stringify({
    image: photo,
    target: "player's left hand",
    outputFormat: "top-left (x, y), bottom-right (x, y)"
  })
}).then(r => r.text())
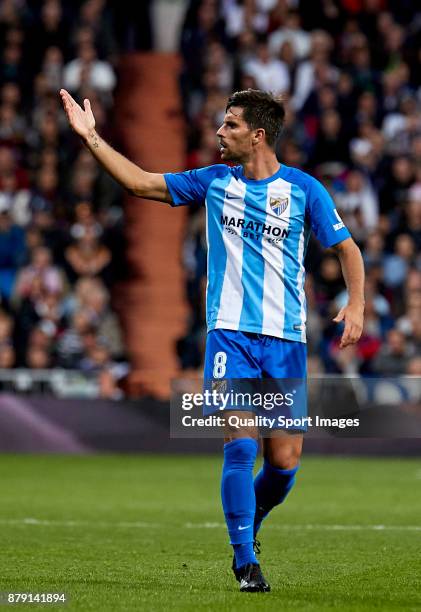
top-left (333, 303), bottom-right (364, 348)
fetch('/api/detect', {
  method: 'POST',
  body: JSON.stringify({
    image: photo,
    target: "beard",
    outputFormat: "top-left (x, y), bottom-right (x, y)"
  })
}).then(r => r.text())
top-left (220, 146), bottom-right (242, 163)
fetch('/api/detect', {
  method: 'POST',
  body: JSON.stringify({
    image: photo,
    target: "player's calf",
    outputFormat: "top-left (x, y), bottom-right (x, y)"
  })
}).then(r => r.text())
top-left (254, 460), bottom-right (299, 536)
top-left (221, 437), bottom-right (259, 570)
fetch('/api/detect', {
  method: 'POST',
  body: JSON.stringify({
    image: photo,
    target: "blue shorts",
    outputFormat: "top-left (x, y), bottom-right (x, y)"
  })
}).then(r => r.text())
top-left (204, 329), bottom-right (307, 379)
top-left (203, 329), bottom-right (307, 429)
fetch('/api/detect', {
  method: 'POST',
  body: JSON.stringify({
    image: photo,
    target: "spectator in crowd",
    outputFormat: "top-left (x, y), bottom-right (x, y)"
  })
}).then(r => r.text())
top-left (268, 10), bottom-right (311, 61)
top-left (63, 39), bottom-right (116, 98)
top-left (41, 46), bottom-right (64, 93)
top-left (80, 340), bottom-right (112, 372)
top-left (0, 309), bottom-right (13, 349)
top-left (243, 37), bottom-right (290, 94)
top-left (57, 308), bottom-right (92, 368)
top-left (407, 356), bottom-right (421, 376)
top-left (379, 156), bottom-right (415, 216)
top-left (74, 0), bottom-right (117, 60)
top-left (24, 324), bottom-right (53, 366)
top-left (0, 344), bottom-right (15, 368)
top-left (25, 345), bottom-right (51, 369)
top-left (383, 234), bottom-right (416, 290)
top-left (371, 328), bottom-right (413, 375)
top-left (0, 199), bottom-right (26, 301)
top-left (64, 224), bottom-right (111, 285)
top-left (81, 280), bottom-right (124, 358)
top-left (310, 109), bottom-right (349, 166)
top-left (313, 254), bottom-right (344, 315)
top-left (0, 146), bottom-right (28, 189)
top-left (14, 245), bottom-right (64, 300)
top-left (335, 169), bottom-right (379, 241)
top-left (291, 29), bottom-right (336, 112)
top-left (362, 231), bottom-right (384, 269)
top-left (403, 196), bottom-right (421, 252)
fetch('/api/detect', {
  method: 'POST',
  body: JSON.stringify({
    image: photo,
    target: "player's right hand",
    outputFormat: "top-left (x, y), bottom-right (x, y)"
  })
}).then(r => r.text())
top-left (59, 88), bottom-right (95, 140)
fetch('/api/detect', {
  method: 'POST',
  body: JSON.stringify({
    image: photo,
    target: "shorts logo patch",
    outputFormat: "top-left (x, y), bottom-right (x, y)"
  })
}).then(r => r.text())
top-left (212, 379), bottom-right (228, 394)
top-left (270, 196), bottom-right (289, 216)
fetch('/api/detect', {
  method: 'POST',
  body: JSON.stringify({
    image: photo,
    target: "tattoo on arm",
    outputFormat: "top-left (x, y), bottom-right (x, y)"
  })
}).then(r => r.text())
top-left (89, 130), bottom-right (99, 149)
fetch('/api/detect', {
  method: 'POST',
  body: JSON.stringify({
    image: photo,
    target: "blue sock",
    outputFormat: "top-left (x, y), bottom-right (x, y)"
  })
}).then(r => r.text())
top-left (221, 438), bottom-right (259, 568)
top-left (254, 461), bottom-right (299, 536)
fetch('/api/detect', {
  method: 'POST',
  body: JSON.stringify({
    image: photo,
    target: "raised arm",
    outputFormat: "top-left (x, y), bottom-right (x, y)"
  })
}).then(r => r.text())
top-left (332, 237), bottom-right (365, 348)
top-left (59, 89), bottom-right (172, 203)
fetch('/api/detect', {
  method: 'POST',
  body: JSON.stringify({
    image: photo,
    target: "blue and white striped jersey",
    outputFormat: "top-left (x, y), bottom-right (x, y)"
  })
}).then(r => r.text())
top-left (165, 164), bottom-right (350, 343)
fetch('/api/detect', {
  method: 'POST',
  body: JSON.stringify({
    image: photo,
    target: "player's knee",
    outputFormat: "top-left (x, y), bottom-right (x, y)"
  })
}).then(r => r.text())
top-left (265, 445), bottom-right (301, 470)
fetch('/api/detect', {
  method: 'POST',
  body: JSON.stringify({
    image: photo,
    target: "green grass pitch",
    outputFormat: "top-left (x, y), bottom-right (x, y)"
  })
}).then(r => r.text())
top-left (0, 454), bottom-right (420, 611)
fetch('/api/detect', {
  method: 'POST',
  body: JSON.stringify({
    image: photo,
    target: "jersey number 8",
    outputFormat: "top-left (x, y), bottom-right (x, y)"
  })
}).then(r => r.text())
top-left (213, 351), bottom-right (227, 378)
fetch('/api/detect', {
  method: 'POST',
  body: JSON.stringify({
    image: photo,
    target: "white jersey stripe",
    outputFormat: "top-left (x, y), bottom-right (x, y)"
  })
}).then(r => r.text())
top-left (215, 177), bottom-right (247, 328)
top-left (261, 179), bottom-right (292, 336)
top-left (296, 224), bottom-right (307, 342)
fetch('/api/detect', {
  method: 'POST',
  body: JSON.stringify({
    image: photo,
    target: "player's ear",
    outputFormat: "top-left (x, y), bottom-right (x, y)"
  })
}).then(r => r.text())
top-left (252, 128), bottom-right (265, 145)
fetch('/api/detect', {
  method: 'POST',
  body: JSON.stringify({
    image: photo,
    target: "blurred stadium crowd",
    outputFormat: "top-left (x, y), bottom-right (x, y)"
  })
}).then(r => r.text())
top-left (0, 0), bottom-right (135, 395)
top-left (177, 0), bottom-right (421, 377)
top-left (0, 0), bottom-right (419, 393)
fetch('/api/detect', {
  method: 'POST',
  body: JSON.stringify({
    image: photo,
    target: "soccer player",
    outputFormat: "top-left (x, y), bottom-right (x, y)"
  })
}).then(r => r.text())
top-left (60, 88), bottom-right (365, 592)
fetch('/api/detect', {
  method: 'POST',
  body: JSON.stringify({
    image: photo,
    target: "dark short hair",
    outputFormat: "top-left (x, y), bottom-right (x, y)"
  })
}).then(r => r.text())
top-left (226, 89), bottom-right (285, 148)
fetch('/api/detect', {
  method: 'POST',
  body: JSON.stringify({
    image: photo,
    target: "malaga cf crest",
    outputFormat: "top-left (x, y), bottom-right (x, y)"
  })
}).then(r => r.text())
top-left (212, 379), bottom-right (228, 394)
top-left (270, 196), bottom-right (289, 216)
